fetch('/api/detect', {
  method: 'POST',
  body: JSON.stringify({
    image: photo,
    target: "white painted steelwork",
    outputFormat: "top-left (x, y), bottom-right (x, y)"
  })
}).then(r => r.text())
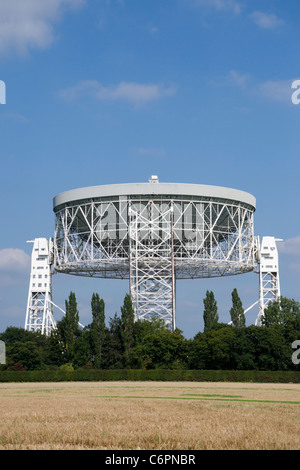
top-left (256, 236), bottom-right (282, 326)
top-left (25, 238), bottom-right (56, 336)
top-left (52, 179), bottom-right (256, 330)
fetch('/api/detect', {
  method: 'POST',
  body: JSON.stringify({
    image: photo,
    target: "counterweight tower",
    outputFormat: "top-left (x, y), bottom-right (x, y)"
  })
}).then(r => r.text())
top-left (25, 238), bottom-right (55, 336)
top-left (256, 236), bottom-right (282, 326)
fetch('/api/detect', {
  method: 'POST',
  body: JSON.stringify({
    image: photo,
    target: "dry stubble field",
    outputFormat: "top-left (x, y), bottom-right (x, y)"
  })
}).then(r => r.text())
top-left (0, 381), bottom-right (300, 450)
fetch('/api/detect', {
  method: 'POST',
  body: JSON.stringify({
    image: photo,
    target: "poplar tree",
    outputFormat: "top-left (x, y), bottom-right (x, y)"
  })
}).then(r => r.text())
top-left (120, 294), bottom-right (135, 366)
top-left (203, 290), bottom-right (219, 331)
top-left (90, 293), bottom-right (106, 368)
top-left (58, 291), bottom-right (80, 362)
top-left (230, 288), bottom-right (245, 327)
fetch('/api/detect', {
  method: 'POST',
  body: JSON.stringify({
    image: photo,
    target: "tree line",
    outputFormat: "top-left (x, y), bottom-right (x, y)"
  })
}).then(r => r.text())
top-left (0, 290), bottom-right (299, 372)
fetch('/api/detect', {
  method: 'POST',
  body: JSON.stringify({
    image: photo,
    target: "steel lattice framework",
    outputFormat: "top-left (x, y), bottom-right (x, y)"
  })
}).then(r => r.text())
top-left (129, 203), bottom-right (176, 329)
top-left (52, 178), bottom-right (256, 330)
top-left (256, 236), bottom-right (282, 326)
top-left (25, 238), bottom-right (56, 336)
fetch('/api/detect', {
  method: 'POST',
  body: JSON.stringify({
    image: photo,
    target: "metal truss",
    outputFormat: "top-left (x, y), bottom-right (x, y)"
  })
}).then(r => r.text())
top-left (52, 195), bottom-right (255, 331)
top-left (24, 194), bottom-right (282, 334)
top-left (54, 199), bottom-right (130, 278)
top-left (54, 198), bottom-right (255, 278)
top-left (129, 202), bottom-right (175, 329)
top-left (256, 236), bottom-right (282, 326)
top-left (23, 231), bottom-right (282, 335)
top-left (25, 238), bottom-right (56, 336)
top-left (172, 200), bottom-right (255, 278)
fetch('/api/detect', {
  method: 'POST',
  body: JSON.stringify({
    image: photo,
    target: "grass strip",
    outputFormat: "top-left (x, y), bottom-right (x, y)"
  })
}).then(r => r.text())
top-left (183, 394), bottom-right (244, 398)
top-left (96, 395), bottom-right (300, 405)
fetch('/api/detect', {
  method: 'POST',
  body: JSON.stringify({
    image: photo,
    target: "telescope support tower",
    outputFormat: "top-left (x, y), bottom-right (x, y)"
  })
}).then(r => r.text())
top-left (25, 238), bottom-right (56, 336)
top-left (23, 180), bottom-right (283, 335)
top-left (129, 202), bottom-right (176, 330)
top-left (256, 236), bottom-right (282, 326)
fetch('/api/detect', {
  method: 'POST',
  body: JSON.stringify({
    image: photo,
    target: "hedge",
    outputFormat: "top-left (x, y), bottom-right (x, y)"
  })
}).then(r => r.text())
top-left (0, 369), bottom-right (300, 383)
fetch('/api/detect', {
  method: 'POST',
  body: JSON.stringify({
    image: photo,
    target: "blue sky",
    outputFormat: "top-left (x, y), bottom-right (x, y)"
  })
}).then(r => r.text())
top-left (0, 0), bottom-right (300, 338)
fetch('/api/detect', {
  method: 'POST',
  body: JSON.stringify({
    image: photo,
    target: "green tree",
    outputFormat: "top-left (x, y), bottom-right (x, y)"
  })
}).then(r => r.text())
top-left (90, 293), bottom-right (106, 368)
top-left (231, 327), bottom-right (256, 370)
top-left (57, 291), bottom-right (81, 363)
top-left (120, 294), bottom-right (135, 366)
top-left (261, 299), bottom-right (283, 327)
top-left (129, 319), bottom-right (188, 369)
top-left (7, 341), bottom-right (43, 370)
top-left (73, 333), bottom-right (93, 367)
top-left (0, 327), bottom-right (51, 370)
top-left (48, 329), bottom-right (65, 367)
top-left (0, 326), bottom-right (44, 345)
top-left (245, 325), bottom-right (291, 371)
top-left (230, 288), bottom-right (245, 327)
top-left (189, 326), bottom-right (234, 369)
top-left (102, 313), bottom-right (123, 369)
top-left (262, 297), bottom-right (300, 328)
top-left (203, 290), bottom-right (219, 331)
top-left (260, 297), bottom-right (300, 370)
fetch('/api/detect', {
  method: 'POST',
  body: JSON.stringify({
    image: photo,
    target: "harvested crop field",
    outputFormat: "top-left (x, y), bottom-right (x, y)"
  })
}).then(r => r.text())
top-left (0, 381), bottom-right (300, 450)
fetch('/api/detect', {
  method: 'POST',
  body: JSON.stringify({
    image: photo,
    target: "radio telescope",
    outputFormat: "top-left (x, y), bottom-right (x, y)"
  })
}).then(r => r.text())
top-left (25, 177), bottom-right (281, 334)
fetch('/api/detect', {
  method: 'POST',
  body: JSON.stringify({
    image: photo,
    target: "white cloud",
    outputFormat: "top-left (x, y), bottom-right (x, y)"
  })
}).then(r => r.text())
top-left (137, 147), bottom-right (166, 159)
top-left (228, 70), bottom-right (250, 87)
top-left (277, 237), bottom-right (300, 276)
top-left (149, 26), bottom-right (159, 34)
top-left (0, 248), bottom-right (30, 287)
top-left (256, 79), bottom-right (294, 104)
top-left (225, 69), bottom-right (294, 105)
top-left (60, 80), bottom-right (177, 106)
top-left (278, 237), bottom-right (300, 257)
top-left (0, 112), bottom-right (29, 122)
top-left (0, 0), bottom-right (85, 57)
top-left (187, 0), bottom-right (241, 15)
top-left (250, 11), bottom-right (284, 29)
top-left (0, 248), bottom-right (30, 272)
top-left (60, 80), bottom-right (101, 101)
